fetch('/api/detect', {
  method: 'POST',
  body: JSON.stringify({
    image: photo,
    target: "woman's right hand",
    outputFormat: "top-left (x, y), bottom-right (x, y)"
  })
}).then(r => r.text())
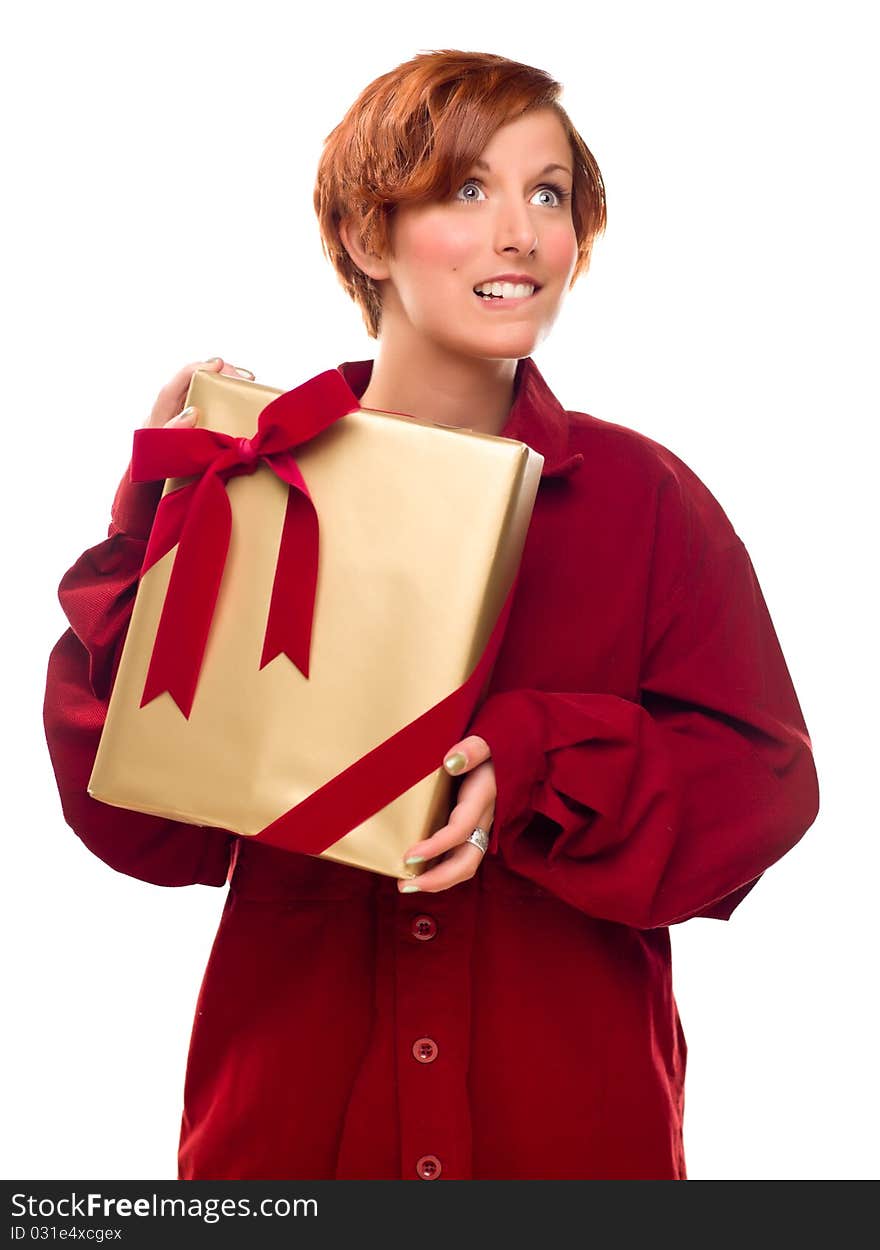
top-left (143, 357), bottom-right (256, 429)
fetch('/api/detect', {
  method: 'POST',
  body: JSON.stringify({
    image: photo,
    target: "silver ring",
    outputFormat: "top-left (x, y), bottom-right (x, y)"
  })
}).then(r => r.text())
top-left (466, 827), bottom-right (490, 855)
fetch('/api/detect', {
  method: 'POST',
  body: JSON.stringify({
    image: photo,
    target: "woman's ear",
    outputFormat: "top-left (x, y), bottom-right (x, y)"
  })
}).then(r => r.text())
top-left (339, 216), bottom-right (390, 283)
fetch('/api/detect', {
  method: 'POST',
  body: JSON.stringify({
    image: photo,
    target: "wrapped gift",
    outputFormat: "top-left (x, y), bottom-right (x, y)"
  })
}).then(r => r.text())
top-left (88, 366), bottom-right (543, 879)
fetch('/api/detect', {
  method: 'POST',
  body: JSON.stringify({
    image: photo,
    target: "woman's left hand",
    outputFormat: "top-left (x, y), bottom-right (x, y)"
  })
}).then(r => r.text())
top-left (398, 736), bottom-right (496, 893)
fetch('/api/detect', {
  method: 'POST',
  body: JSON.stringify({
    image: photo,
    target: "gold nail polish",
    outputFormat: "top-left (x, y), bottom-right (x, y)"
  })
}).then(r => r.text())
top-left (444, 752), bottom-right (467, 774)
top-left (233, 366), bottom-right (255, 379)
top-left (401, 884), bottom-right (420, 893)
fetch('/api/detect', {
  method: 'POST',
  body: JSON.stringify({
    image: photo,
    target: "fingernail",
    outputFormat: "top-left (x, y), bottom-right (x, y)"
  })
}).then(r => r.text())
top-left (171, 406), bottom-right (196, 422)
top-left (444, 752), bottom-right (467, 774)
top-left (401, 884), bottom-right (420, 893)
top-left (404, 855), bottom-right (424, 865)
top-left (205, 357), bottom-right (222, 364)
top-left (233, 366), bottom-right (255, 379)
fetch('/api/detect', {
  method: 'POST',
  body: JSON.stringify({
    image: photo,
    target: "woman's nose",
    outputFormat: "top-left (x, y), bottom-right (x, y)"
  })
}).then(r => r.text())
top-left (491, 206), bottom-right (538, 255)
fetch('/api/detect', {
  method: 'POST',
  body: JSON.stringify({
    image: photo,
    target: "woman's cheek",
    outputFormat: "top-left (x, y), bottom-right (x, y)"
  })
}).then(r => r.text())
top-left (546, 221), bottom-right (579, 278)
top-left (416, 228), bottom-right (475, 273)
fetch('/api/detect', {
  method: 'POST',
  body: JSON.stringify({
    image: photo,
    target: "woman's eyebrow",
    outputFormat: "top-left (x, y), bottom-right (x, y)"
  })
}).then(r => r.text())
top-left (472, 158), bottom-right (572, 177)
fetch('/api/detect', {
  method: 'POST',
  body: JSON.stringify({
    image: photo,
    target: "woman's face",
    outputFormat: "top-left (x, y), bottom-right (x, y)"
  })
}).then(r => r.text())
top-left (376, 107), bottom-right (579, 360)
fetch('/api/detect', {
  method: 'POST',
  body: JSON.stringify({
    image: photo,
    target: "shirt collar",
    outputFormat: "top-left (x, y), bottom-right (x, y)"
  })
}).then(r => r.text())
top-left (336, 356), bottom-right (584, 480)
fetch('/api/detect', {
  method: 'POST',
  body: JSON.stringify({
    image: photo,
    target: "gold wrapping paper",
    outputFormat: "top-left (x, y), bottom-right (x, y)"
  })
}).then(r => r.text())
top-left (88, 367), bottom-right (544, 878)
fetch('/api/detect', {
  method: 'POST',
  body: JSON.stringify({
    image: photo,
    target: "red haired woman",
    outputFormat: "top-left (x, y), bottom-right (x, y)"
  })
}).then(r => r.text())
top-left (43, 50), bottom-right (819, 1180)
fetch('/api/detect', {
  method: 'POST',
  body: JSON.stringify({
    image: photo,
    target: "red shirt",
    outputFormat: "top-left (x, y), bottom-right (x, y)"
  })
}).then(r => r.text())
top-left (42, 355), bottom-right (819, 1180)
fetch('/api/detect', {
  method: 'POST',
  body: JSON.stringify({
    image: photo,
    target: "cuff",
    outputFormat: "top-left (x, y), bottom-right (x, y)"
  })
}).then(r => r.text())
top-left (58, 530), bottom-right (147, 700)
top-left (110, 458), bottom-right (163, 540)
top-left (466, 690), bottom-right (548, 854)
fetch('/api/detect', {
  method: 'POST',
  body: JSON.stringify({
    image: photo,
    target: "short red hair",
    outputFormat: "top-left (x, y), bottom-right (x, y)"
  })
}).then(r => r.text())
top-left (313, 49), bottom-right (607, 339)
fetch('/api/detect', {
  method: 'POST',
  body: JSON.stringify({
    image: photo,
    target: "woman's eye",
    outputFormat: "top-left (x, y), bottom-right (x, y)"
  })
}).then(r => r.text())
top-left (455, 179), bottom-right (570, 207)
top-left (533, 185), bottom-right (568, 207)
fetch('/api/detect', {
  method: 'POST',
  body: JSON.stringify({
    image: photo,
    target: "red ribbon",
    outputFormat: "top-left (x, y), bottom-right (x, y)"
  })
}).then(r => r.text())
top-left (250, 570), bottom-right (519, 857)
top-left (130, 369), bottom-right (362, 718)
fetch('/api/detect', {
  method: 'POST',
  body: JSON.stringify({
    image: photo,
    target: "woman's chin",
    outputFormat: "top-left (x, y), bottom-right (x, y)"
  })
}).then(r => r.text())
top-left (466, 323), bottom-right (543, 357)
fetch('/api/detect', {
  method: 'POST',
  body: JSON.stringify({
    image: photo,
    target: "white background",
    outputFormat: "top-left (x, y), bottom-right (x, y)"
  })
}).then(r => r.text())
top-left (3, 0), bottom-right (876, 1180)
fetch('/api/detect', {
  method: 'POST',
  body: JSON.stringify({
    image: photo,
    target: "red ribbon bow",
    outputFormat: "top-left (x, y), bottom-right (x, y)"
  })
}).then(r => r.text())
top-left (131, 369), bottom-right (362, 718)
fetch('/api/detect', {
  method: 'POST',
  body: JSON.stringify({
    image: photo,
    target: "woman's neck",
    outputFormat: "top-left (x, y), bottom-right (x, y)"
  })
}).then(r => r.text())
top-left (356, 340), bottom-right (519, 436)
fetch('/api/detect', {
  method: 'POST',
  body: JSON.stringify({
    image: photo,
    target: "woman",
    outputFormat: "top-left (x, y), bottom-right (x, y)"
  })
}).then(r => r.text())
top-left (43, 50), bottom-right (819, 1180)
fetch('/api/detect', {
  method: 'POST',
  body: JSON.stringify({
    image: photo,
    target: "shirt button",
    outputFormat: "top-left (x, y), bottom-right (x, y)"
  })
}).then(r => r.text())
top-left (412, 1037), bottom-right (438, 1063)
top-left (411, 913), bottom-right (438, 941)
top-left (415, 1154), bottom-right (442, 1180)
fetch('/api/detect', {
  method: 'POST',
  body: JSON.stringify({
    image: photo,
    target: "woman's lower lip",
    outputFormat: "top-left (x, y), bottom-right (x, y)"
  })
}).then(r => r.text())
top-left (473, 290), bottom-right (540, 309)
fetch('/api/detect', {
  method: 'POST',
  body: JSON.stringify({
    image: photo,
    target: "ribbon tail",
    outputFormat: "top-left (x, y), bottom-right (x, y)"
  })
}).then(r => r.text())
top-left (140, 474), bottom-right (232, 717)
top-left (260, 485), bottom-right (319, 677)
top-left (141, 483), bottom-right (194, 573)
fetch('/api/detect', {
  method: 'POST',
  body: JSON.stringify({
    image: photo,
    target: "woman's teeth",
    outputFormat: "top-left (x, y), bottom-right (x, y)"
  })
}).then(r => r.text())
top-left (474, 281), bottom-right (536, 299)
